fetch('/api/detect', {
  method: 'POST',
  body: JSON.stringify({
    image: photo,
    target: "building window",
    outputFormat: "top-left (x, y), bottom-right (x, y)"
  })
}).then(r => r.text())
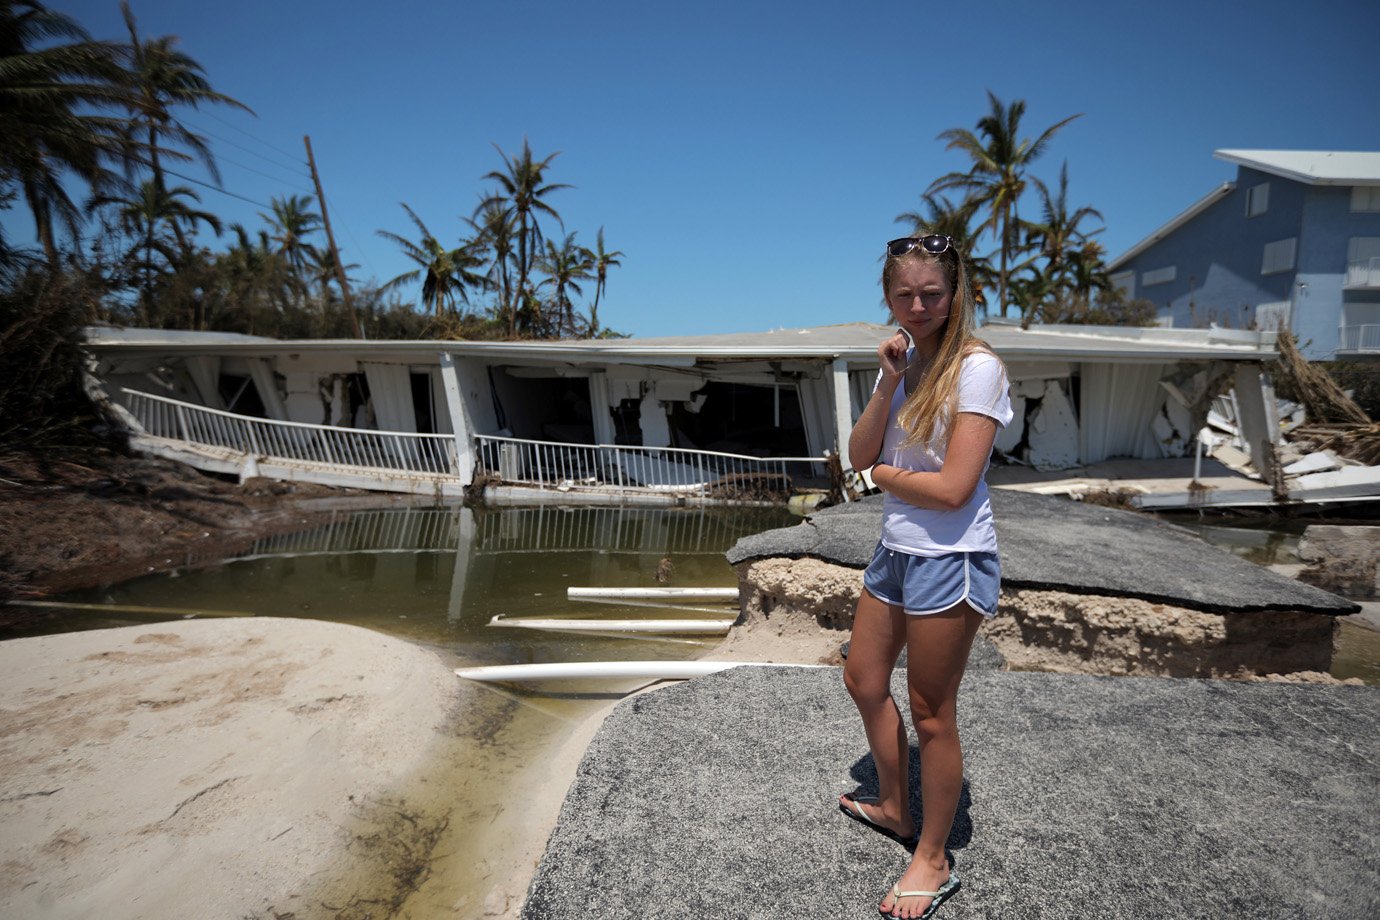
top-left (1351, 186), bottom-right (1380, 212)
top-left (1255, 301), bottom-right (1291, 332)
top-left (1261, 238), bottom-right (1296, 275)
top-left (1142, 266), bottom-right (1176, 287)
top-left (1246, 182), bottom-right (1270, 218)
top-left (1348, 237), bottom-right (1380, 287)
top-left (1110, 270), bottom-right (1135, 298)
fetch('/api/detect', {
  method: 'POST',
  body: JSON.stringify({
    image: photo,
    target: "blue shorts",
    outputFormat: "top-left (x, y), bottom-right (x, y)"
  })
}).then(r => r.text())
top-left (862, 543), bottom-right (1001, 617)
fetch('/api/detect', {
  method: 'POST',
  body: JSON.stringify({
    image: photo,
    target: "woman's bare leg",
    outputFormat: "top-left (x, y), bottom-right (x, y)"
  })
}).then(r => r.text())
top-left (840, 588), bottom-right (914, 840)
top-left (879, 602), bottom-right (983, 918)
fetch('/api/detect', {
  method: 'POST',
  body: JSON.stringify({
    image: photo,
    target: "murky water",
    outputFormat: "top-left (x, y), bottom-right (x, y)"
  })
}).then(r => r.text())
top-left (31, 504), bottom-right (793, 650)
top-left (25, 504), bottom-right (796, 916)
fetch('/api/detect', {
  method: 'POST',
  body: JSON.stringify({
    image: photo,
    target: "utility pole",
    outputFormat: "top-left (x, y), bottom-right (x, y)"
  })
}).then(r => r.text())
top-left (304, 135), bottom-right (362, 338)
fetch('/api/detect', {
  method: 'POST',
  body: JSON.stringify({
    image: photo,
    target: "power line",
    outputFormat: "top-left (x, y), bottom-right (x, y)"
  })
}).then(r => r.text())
top-left (183, 118), bottom-right (310, 176)
top-left (156, 166), bottom-right (273, 209)
top-left (214, 152), bottom-right (315, 195)
top-left (195, 108), bottom-right (305, 163)
top-left (321, 190), bottom-right (381, 283)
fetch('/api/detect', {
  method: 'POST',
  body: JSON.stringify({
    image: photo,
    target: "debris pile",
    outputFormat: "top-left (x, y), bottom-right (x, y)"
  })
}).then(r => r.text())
top-left (1192, 331), bottom-right (1380, 507)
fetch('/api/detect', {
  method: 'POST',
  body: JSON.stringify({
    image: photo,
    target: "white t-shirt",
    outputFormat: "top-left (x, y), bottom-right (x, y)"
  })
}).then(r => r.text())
top-left (877, 349), bottom-right (1013, 556)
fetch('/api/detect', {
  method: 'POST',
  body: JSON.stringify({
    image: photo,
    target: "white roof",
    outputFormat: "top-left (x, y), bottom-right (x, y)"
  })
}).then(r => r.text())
top-left (1214, 149), bottom-right (1380, 185)
top-left (84, 321), bottom-right (1276, 365)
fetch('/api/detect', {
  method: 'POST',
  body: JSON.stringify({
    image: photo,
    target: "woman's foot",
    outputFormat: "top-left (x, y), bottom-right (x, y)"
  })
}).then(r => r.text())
top-left (877, 853), bottom-right (957, 919)
top-left (838, 793), bottom-right (916, 843)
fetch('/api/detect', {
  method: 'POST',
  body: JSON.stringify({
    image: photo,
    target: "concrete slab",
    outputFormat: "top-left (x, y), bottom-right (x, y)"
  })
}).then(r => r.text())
top-left (523, 666), bottom-right (1379, 920)
top-left (727, 492), bottom-right (1358, 615)
top-left (987, 456), bottom-right (1270, 497)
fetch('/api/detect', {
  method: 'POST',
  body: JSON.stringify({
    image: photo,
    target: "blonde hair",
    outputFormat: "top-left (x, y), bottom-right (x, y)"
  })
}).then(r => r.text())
top-left (883, 246), bottom-right (998, 449)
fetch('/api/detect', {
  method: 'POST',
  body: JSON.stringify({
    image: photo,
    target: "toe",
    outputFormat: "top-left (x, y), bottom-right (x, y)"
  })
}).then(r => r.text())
top-left (877, 885), bottom-right (896, 916)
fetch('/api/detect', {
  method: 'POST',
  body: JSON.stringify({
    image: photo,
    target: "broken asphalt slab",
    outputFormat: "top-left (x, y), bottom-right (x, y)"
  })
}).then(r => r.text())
top-left (726, 491), bottom-right (1359, 615)
top-left (522, 665), bottom-right (1378, 920)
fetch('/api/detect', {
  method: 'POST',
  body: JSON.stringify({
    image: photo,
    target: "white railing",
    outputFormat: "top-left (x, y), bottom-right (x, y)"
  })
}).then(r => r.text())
top-left (1339, 324), bottom-right (1380, 353)
top-left (474, 433), bottom-right (827, 498)
top-left (121, 388), bottom-right (459, 476)
top-left (117, 389), bottom-right (829, 502)
top-left (1345, 257), bottom-right (1380, 289)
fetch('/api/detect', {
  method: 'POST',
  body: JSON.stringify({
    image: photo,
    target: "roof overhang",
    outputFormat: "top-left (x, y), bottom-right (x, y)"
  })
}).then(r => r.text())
top-left (83, 322), bottom-right (1277, 368)
top-left (1214, 148), bottom-right (1380, 186)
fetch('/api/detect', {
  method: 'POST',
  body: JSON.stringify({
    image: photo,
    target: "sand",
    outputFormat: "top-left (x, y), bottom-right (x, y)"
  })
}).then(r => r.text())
top-left (0, 617), bottom-right (459, 919)
top-left (0, 606), bottom-right (838, 920)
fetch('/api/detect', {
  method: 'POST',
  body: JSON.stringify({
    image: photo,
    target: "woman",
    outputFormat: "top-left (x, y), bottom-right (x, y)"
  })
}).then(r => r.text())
top-left (839, 234), bottom-right (1012, 919)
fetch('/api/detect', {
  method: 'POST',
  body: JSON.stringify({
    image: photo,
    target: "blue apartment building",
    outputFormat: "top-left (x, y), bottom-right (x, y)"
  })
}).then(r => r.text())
top-left (1108, 150), bottom-right (1380, 360)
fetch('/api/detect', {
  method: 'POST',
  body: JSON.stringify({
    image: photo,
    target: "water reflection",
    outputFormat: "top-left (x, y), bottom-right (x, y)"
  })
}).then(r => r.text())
top-left (54, 505), bottom-right (796, 665)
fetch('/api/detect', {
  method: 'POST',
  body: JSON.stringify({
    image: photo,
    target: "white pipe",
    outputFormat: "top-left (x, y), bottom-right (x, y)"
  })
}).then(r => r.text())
top-left (569, 596), bottom-right (737, 615)
top-left (454, 660), bottom-right (818, 683)
top-left (567, 587), bottom-right (739, 600)
top-left (488, 615), bottom-right (734, 634)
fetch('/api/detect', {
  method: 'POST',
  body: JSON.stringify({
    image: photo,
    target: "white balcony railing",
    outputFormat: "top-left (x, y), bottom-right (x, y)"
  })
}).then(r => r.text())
top-left (1339, 324), bottom-right (1380, 353)
top-left (473, 433), bottom-right (826, 499)
top-left (1345, 257), bottom-right (1380, 289)
top-left (121, 388), bottom-right (460, 476)
top-left (118, 389), bottom-right (828, 502)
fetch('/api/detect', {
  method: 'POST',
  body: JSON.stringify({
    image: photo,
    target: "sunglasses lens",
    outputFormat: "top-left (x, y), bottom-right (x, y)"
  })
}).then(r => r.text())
top-left (885, 236), bottom-right (953, 257)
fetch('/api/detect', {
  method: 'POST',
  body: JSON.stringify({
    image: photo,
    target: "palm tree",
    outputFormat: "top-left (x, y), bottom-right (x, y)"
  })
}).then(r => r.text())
top-left (1026, 162), bottom-right (1102, 284)
top-left (1015, 163), bottom-right (1103, 327)
top-left (0, 1), bottom-right (132, 266)
top-left (1008, 265), bottom-right (1057, 326)
top-left (1067, 239), bottom-right (1113, 302)
top-left (90, 179), bottom-right (219, 314)
top-left (895, 191), bottom-right (980, 245)
top-left (537, 232), bottom-right (594, 337)
top-left (119, 1), bottom-right (251, 222)
top-left (377, 203), bottom-right (488, 317)
top-left (304, 242), bottom-right (357, 300)
top-left (218, 224), bottom-right (293, 334)
top-left (260, 193), bottom-right (320, 281)
top-left (467, 196), bottom-right (518, 334)
top-left (587, 226), bottom-right (623, 337)
top-left (481, 139), bottom-right (570, 327)
top-left (303, 243), bottom-right (359, 334)
top-left (927, 92), bottom-right (1080, 318)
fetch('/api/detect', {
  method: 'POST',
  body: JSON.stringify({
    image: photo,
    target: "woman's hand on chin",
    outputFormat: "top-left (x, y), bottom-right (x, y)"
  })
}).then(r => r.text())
top-left (878, 329), bottom-right (909, 380)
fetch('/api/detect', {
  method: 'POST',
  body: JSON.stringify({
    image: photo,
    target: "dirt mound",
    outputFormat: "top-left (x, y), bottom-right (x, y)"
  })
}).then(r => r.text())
top-left (0, 449), bottom-right (355, 614)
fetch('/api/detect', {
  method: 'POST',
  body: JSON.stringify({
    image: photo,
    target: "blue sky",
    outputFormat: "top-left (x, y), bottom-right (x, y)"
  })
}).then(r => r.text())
top-left (8, 0), bottom-right (1380, 337)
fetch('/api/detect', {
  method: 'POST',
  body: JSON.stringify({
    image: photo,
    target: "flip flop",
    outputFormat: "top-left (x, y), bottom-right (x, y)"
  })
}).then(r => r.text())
top-left (880, 865), bottom-right (960, 919)
top-left (838, 794), bottom-right (917, 847)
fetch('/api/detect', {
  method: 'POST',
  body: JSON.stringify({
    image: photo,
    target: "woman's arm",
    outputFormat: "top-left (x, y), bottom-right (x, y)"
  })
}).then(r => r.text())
top-left (870, 412), bottom-right (999, 511)
top-left (848, 330), bottom-right (909, 471)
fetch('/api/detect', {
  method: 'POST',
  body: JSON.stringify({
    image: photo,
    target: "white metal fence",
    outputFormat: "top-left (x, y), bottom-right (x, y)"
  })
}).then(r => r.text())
top-left (474, 433), bottom-right (827, 498)
top-left (1339, 324), bottom-right (1380, 353)
top-left (119, 389), bottom-right (829, 500)
top-left (121, 388), bottom-right (459, 476)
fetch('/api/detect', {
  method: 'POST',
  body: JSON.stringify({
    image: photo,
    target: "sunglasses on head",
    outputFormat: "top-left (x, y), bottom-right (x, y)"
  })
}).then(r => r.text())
top-left (886, 235), bottom-right (955, 258)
